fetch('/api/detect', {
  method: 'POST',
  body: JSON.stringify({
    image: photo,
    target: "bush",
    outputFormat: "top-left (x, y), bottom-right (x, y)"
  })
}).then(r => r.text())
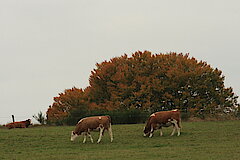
top-left (87, 109), bottom-right (149, 125)
top-left (33, 111), bottom-right (46, 125)
top-left (63, 109), bottom-right (149, 125)
top-left (180, 112), bottom-right (191, 121)
top-left (63, 107), bottom-right (88, 125)
top-left (107, 109), bottom-right (149, 124)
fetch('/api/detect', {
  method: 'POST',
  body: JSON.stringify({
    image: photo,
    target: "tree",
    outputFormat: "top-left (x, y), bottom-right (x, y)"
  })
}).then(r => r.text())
top-left (46, 87), bottom-right (87, 125)
top-left (33, 111), bottom-right (46, 125)
top-left (88, 51), bottom-right (239, 114)
top-left (47, 51), bottom-right (239, 124)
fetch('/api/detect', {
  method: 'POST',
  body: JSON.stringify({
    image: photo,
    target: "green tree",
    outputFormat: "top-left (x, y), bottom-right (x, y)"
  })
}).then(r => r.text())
top-left (33, 111), bottom-right (46, 125)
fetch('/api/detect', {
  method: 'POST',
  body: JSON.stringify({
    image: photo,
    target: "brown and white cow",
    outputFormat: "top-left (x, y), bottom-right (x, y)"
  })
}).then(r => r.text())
top-left (143, 109), bottom-right (181, 137)
top-left (71, 115), bottom-right (113, 143)
top-left (6, 119), bottom-right (31, 129)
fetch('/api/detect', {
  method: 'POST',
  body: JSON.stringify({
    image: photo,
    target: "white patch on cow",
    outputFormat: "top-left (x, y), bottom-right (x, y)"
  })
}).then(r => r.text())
top-left (170, 119), bottom-right (177, 123)
top-left (150, 113), bottom-right (156, 117)
top-left (78, 119), bottom-right (84, 124)
top-left (149, 126), bottom-right (154, 138)
top-left (70, 131), bottom-right (79, 141)
top-left (172, 109), bottom-right (178, 112)
top-left (169, 119), bottom-right (181, 136)
top-left (98, 117), bottom-right (102, 120)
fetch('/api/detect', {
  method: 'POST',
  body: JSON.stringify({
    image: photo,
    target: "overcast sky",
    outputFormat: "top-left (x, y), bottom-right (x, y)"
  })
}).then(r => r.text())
top-left (0, 0), bottom-right (239, 124)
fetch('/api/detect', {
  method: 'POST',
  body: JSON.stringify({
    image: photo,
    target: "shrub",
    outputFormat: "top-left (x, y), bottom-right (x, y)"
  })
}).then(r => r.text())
top-left (63, 109), bottom-right (149, 125)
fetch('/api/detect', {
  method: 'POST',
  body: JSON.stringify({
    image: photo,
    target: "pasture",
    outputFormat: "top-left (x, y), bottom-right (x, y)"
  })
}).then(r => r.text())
top-left (0, 121), bottom-right (239, 160)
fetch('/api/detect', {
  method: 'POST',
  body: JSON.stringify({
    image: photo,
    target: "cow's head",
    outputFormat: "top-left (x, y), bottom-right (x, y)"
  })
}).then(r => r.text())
top-left (25, 119), bottom-right (32, 127)
top-left (143, 125), bottom-right (151, 137)
top-left (143, 116), bottom-right (153, 137)
top-left (70, 131), bottom-right (79, 141)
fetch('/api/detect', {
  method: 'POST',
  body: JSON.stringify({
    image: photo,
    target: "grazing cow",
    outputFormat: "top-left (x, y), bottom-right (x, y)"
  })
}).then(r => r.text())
top-left (6, 119), bottom-right (31, 129)
top-left (71, 115), bottom-right (113, 143)
top-left (143, 109), bottom-right (181, 137)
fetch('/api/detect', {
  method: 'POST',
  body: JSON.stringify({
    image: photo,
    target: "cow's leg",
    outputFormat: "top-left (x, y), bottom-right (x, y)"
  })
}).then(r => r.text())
top-left (88, 133), bottom-right (94, 143)
top-left (177, 119), bottom-right (181, 136)
top-left (149, 125), bottom-right (154, 138)
top-left (87, 129), bottom-right (94, 143)
top-left (159, 127), bottom-right (163, 136)
top-left (108, 124), bottom-right (113, 142)
top-left (175, 122), bottom-right (181, 136)
top-left (97, 126), bottom-right (104, 143)
top-left (88, 134), bottom-right (94, 143)
top-left (170, 125), bottom-right (176, 136)
top-left (176, 127), bottom-right (180, 136)
top-left (170, 119), bottom-right (180, 136)
top-left (83, 133), bottom-right (87, 143)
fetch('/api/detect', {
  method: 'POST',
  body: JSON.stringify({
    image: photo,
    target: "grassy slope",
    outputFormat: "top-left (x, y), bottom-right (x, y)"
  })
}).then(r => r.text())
top-left (0, 121), bottom-right (239, 160)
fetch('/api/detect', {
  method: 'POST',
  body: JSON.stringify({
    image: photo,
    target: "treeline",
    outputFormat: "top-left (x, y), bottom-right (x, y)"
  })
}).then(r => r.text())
top-left (46, 51), bottom-right (239, 125)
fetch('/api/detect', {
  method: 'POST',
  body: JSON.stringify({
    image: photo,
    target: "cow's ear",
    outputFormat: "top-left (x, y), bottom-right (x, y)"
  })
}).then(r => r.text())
top-left (72, 131), bottom-right (75, 135)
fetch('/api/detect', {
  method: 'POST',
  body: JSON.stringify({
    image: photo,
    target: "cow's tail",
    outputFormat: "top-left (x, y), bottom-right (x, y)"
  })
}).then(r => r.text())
top-left (106, 115), bottom-right (112, 126)
top-left (176, 111), bottom-right (182, 128)
top-left (106, 115), bottom-right (113, 142)
top-left (174, 109), bottom-right (182, 128)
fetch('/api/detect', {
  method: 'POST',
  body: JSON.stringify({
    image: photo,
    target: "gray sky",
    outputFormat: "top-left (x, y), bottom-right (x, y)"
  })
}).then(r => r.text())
top-left (0, 0), bottom-right (239, 124)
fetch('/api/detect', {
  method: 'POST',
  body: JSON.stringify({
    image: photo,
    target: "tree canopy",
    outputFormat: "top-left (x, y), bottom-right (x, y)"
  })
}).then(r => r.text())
top-left (46, 87), bottom-right (87, 124)
top-left (46, 51), bottom-right (239, 124)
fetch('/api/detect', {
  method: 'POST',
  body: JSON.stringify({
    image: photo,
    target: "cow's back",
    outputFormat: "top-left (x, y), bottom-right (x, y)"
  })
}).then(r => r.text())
top-left (14, 122), bottom-right (26, 128)
top-left (75, 116), bottom-right (111, 132)
top-left (152, 110), bottom-right (181, 124)
top-left (5, 119), bottom-right (31, 129)
top-left (6, 123), bottom-right (14, 129)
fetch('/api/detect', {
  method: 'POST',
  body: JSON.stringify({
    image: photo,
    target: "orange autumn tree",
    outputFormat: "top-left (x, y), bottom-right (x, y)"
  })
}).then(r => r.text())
top-left (46, 87), bottom-right (87, 124)
top-left (88, 51), bottom-right (238, 114)
top-left (47, 51), bottom-right (239, 124)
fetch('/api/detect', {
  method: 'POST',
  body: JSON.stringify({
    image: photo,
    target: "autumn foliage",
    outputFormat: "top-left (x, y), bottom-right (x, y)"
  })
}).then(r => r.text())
top-left (47, 51), bottom-right (239, 124)
top-left (46, 87), bottom-right (87, 124)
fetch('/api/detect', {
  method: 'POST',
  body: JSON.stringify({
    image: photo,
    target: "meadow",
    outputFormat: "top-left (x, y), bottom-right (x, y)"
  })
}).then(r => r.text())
top-left (0, 121), bottom-right (239, 160)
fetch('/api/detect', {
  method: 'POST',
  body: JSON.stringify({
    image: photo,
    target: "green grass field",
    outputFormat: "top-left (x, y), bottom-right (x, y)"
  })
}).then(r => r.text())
top-left (0, 121), bottom-right (240, 160)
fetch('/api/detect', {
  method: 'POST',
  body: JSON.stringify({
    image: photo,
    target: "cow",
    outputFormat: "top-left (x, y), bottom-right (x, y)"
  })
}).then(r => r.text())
top-left (143, 109), bottom-right (181, 137)
top-left (6, 119), bottom-right (31, 129)
top-left (70, 115), bottom-right (113, 143)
